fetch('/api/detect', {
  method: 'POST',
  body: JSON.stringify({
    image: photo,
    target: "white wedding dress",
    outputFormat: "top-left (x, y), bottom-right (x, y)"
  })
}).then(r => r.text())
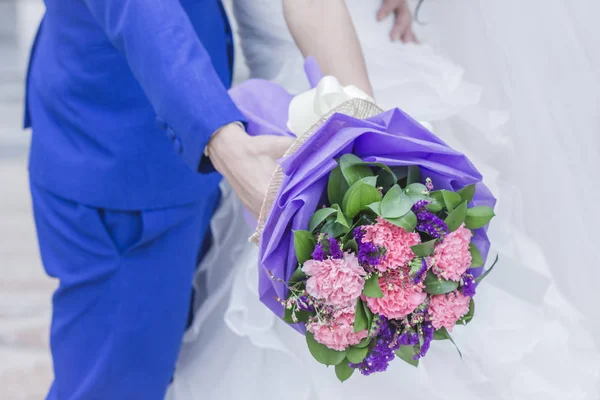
top-left (167, 1), bottom-right (600, 399)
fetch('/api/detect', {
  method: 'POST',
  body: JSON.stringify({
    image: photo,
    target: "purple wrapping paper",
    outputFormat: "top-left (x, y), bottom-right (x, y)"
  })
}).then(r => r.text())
top-left (229, 80), bottom-right (496, 325)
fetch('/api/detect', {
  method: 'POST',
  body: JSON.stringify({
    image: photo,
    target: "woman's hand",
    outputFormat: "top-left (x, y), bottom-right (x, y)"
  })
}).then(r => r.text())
top-left (283, 0), bottom-right (374, 97)
top-left (377, 0), bottom-right (419, 43)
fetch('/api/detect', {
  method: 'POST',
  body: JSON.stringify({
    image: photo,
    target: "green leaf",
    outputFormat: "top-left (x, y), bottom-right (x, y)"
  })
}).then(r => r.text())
top-left (347, 346), bottom-right (369, 364)
top-left (355, 336), bottom-right (372, 349)
top-left (404, 183), bottom-right (428, 198)
top-left (407, 166), bottom-right (422, 185)
top-left (328, 166), bottom-right (350, 206)
top-left (354, 298), bottom-right (368, 332)
top-left (376, 168), bottom-right (397, 191)
top-left (289, 268), bottom-right (307, 286)
top-left (433, 327), bottom-right (462, 358)
top-left (429, 190), bottom-right (445, 206)
top-left (283, 307), bottom-right (310, 324)
top-left (320, 219), bottom-right (349, 239)
top-left (293, 230), bottom-right (316, 265)
top-left (464, 206), bottom-right (495, 230)
top-left (433, 327), bottom-right (450, 341)
top-left (448, 335), bottom-right (463, 359)
top-left (426, 199), bottom-right (443, 213)
top-left (367, 201), bottom-right (382, 216)
top-left (360, 162), bottom-right (397, 180)
top-left (306, 331), bottom-right (347, 366)
top-left (411, 239), bottom-right (437, 257)
top-left (335, 361), bottom-right (355, 382)
top-left (385, 211), bottom-right (417, 232)
top-left (308, 208), bottom-right (337, 232)
top-left (469, 243), bottom-right (484, 268)
top-left (361, 176), bottom-right (378, 187)
top-left (395, 346), bottom-right (419, 367)
top-left (458, 298), bottom-right (475, 325)
top-left (457, 184), bottom-right (476, 204)
top-left (342, 177), bottom-right (383, 218)
top-left (433, 328), bottom-right (462, 358)
top-left (444, 201), bottom-right (467, 233)
top-left (363, 300), bottom-right (374, 330)
top-left (434, 328), bottom-right (463, 359)
top-left (363, 274), bottom-right (384, 298)
top-left (391, 166), bottom-right (409, 181)
top-left (339, 154), bottom-right (373, 186)
top-left (343, 238), bottom-right (358, 252)
top-left (442, 190), bottom-right (462, 213)
top-left (331, 204), bottom-right (350, 228)
top-left (424, 271), bottom-right (459, 295)
top-left (381, 184), bottom-right (414, 219)
top-left (475, 254), bottom-right (499, 284)
top-left (283, 307), bottom-right (294, 324)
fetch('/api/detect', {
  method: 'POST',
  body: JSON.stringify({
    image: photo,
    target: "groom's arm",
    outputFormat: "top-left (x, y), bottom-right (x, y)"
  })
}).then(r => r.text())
top-left (83, 0), bottom-right (245, 171)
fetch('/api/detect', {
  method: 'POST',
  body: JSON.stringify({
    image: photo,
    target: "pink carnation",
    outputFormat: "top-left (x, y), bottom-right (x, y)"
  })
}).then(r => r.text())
top-left (431, 224), bottom-right (472, 281)
top-left (303, 253), bottom-right (366, 307)
top-left (307, 307), bottom-right (368, 351)
top-left (363, 273), bottom-right (426, 319)
top-left (362, 217), bottom-right (421, 272)
top-left (428, 291), bottom-right (471, 331)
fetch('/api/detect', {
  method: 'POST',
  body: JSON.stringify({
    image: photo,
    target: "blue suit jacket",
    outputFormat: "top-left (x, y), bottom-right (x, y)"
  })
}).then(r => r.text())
top-left (25, 0), bottom-right (245, 210)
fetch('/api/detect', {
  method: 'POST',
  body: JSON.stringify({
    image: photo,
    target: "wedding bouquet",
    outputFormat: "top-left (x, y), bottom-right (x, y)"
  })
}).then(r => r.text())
top-left (279, 161), bottom-right (496, 381)
top-left (230, 59), bottom-right (497, 381)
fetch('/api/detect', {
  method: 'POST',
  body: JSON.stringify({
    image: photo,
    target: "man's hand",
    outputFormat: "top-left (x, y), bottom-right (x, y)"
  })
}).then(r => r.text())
top-left (377, 0), bottom-right (419, 44)
top-left (207, 124), bottom-right (295, 218)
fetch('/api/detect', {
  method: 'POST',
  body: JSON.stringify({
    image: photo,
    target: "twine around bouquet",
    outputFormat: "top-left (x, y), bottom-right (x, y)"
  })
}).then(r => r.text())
top-left (250, 98), bottom-right (384, 245)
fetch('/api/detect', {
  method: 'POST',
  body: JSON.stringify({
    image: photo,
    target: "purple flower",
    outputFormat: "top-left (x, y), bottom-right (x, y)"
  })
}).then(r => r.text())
top-left (415, 321), bottom-right (434, 359)
top-left (349, 317), bottom-right (400, 375)
top-left (311, 243), bottom-right (326, 261)
top-left (412, 200), bottom-right (448, 239)
top-left (425, 178), bottom-right (434, 191)
top-left (410, 257), bottom-right (429, 284)
top-left (328, 236), bottom-right (344, 259)
top-left (354, 227), bottom-right (385, 267)
top-left (461, 273), bottom-right (477, 297)
top-left (398, 331), bottom-right (419, 346)
top-left (296, 295), bottom-right (316, 313)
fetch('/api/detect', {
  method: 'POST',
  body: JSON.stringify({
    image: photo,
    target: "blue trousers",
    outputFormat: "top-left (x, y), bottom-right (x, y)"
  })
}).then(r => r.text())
top-left (30, 181), bottom-right (220, 400)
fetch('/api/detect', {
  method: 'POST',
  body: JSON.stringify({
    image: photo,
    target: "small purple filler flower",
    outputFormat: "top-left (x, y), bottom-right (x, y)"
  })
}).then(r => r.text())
top-left (350, 317), bottom-right (400, 375)
top-left (461, 273), bottom-right (477, 297)
top-left (311, 243), bottom-right (326, 261)
top-left (412, 200), bottom-right (448, 239)
top-left (328, 236), bottom-right (344, 259)
top-left (411, 257), bottom-right (429, 284)
top-left (415, 321), bottom-right (435, 359)
top-left (354, 227), bottom-right (385, 267)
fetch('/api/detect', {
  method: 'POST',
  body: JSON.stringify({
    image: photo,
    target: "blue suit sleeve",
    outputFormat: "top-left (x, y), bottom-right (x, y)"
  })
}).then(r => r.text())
top-left (83, 0), bottom-right (245, 170)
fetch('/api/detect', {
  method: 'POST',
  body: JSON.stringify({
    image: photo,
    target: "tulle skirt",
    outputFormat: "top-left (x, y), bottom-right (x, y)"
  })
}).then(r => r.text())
top-left (167, 1), bottom-right (600, 398)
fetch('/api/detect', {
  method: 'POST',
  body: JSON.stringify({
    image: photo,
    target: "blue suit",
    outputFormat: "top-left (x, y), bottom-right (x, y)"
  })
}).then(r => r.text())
top-left (25, 0), bottom-right (244, 398)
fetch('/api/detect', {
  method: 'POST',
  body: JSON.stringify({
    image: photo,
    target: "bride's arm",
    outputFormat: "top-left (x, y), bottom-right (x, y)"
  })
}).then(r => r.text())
top-left (282, 0), bottom-right (373, 97)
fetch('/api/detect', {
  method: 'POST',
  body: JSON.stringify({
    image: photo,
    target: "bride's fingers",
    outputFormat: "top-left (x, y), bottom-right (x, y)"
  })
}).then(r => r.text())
top-left (391, 9), bottom-right (411, 41)
top-left (402, 30), bottom-right (419, 44)
top-left (376, 0), bottom-right (395, 21)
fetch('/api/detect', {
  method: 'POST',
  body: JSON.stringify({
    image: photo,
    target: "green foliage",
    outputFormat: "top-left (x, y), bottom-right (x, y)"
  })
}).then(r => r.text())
top-left (424, 271), bottom-right (459, 295)
top-left (363, 274), bottom-right (384, 298)
top-left (293, 230), bottom-right (316, 265)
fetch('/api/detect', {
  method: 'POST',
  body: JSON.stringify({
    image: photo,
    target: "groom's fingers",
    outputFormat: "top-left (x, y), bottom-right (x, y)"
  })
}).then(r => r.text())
top-left (255, 135), bottom-right (295, 159)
